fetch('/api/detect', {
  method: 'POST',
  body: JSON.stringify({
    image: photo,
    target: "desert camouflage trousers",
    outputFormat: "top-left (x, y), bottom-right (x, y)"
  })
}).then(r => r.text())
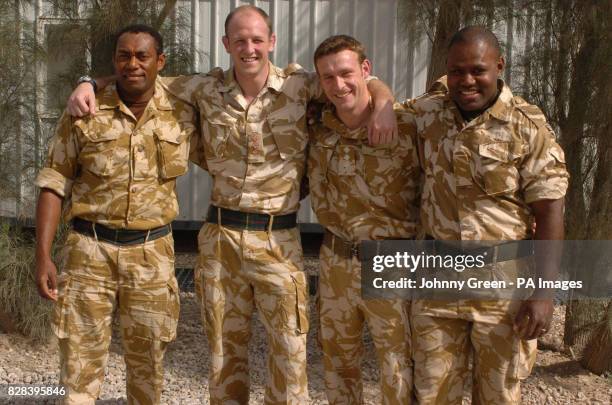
top-left (411, 300), bottom-right (537, 404)
top-left (318, 243), bottom-right (413, 405)
top-left (194, 222), bottom-right (309, 405)
top-left (52, 231), bottom-right (180, 405)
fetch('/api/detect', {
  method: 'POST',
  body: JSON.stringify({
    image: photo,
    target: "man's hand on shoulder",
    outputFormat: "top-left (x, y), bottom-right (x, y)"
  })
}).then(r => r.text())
top-left (68, 82), bottom-right (97, 117)
top-left (368, 98), bottom-right (397, 145)
top-left (67, 75), bottom-right (116, 117)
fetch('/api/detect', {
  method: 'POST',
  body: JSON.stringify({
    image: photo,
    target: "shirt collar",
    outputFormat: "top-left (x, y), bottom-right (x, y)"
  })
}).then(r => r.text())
top-left (218, 61), bottom-right (284, 94)
top-left (321, 104), bottom-right (367, 140)
top-left (97, 78), bottom-right (173, 114)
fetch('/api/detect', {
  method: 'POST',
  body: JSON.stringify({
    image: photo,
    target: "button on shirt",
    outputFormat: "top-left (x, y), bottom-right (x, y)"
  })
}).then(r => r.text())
top-left (308, 105), bottom-right (420, 242)
top-left (163, 62), bottom-right (321, 215)
top-left (35, 79), bottom-right (198, 230)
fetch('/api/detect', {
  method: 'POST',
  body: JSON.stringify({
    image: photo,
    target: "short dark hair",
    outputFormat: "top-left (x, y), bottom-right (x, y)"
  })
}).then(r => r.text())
top-left (448, 25), bottom-right (501, 57)
top-left (113, 24), bottom-right (164, 55)
top-left (314, 35), bottom-right (367, 72)
top-left (224, 5), bottom-right (273, 37)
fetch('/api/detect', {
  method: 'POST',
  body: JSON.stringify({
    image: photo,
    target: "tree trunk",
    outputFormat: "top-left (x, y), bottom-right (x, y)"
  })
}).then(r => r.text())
top-left (579, 302), bottom-right (612, 374)
top-left (426, 0), bottom-right (463, 89)
top-left (562, 0), bottom-right (612, 374)
top-left (13, 0), bottom-right (22, 215)
top-left (90, 0), bottom-right (139, 75)
top-left (154, 0), bottom-right (178, 30)
top-left (522, 3), bottom-right (533, 98)
top-left (560, 7), bottom-right (594, 240)
top-left (503, 0), bottom-right (514, 86)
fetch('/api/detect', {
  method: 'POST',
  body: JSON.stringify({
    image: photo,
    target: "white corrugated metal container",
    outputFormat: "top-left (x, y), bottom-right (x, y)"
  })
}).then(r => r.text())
top-left (174, 0), bottom-right (434, 227)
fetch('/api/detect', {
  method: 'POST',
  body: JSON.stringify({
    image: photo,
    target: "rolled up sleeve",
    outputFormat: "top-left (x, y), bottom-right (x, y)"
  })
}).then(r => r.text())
top-left (35, 111), bottom-right (80, 198)
top-left (521, 125), bottom-right (569, 203)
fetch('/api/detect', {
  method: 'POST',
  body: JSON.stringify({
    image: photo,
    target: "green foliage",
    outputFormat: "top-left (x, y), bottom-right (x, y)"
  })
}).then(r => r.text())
top-left (0, 223), bottom-right (65, 341)
top-left (0, 1), bottom-right (46, 205)
top-left (46, 0), bottom-right (196, 77)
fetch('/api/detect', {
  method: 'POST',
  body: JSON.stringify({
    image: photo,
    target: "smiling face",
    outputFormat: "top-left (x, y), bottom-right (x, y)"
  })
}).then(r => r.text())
top-left (222, 9), bottom-right (275, 80)
top-left (113, 32), bottom-right (165, 100)
top-left (446, 40), bottom-right (504, 112)
top-left (316, 49), bottom-right (371, 117)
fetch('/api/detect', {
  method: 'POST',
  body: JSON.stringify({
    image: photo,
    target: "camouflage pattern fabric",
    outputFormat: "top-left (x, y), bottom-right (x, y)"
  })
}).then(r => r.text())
top-left (54, 231), bottom-right (179, 405)
top-left (194, 223), bottom-right (309, 405)
top-left (404, 77), bottom-right (569, 404)
top-left (308, 104), bottom-right (420, 242)
top-left (36, 83), bottom-right (193, 404)
top-left (35, 79), bottom-right (198, 230)
top-left (162, 62), bottom-right (321, 215)
top-left (404, 77), bottom-right (568, 241)
top-left (162, 63), bottom-right (320, 403)
top-left (308, 104), bottom-right (419, 404)
top-left (411, 311), bottom-right (537, 404)
top-left (318, 243), bottom-right (413, 405)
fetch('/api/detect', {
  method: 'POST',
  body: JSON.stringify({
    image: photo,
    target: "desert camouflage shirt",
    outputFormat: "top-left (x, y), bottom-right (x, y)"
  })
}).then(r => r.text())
top-left (163, 62), bottom-right (321, 215)
top-left (35, 79), bottom-right (198, 230)
top-left (308, 104), bottom-right (420, 242)
top-left (404, 77), bottom-right (569, 241)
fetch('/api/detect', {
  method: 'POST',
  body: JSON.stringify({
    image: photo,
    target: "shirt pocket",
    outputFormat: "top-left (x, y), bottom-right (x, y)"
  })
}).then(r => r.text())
top-left (330, 144), bottom-right (358, 176)
top-left (154, 125), bottom-right (190, 179)
top-left (474, 141), bottom-right (523, 196)
top-left (267, 105), bottom-right (308, 160)
top-left (80, 128), bottom-right (121, 177)
top-left (361, 144), bottom-right (405, 196)
top-left (203, 112), bottom-right (236, 159)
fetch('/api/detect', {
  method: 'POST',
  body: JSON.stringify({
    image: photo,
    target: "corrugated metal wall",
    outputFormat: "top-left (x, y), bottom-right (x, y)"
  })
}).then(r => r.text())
top-left (174, 0), bottom-right (434, 226)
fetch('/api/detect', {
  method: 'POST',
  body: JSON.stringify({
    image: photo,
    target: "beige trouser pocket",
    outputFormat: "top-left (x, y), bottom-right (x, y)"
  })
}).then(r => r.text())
top-left (289, 273), bottom-right (310, 334)
top-left (119, 277), bottom-right (180, 342)
top-left (52, 274), bottom-right (72, 339)
top-left (510, 337), bottom-right (537, 380)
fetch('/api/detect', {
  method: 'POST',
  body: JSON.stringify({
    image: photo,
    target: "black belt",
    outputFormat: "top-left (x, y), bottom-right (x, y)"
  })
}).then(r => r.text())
top-left (72, 217), bottom-right (171, 246)
top-left (206, 206), bottom-right (297, 231)
top-left (425, 235), bottom-right (533, 264)
top-left (323, 230), bottom-right (360, 259)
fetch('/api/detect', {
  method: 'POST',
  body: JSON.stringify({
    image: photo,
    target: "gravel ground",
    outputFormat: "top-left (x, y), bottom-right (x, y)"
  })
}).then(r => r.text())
top-left (0, 255), bottom-right (610, 404)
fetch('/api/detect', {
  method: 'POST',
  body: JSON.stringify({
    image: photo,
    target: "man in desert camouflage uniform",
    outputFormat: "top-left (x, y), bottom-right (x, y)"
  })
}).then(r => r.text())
top-left (403, 26), bottom-right (568, 404)
top-left (308, 35), bottom-right (420, 404)
top-left (66, 5), bottom-right (396, 404)
top-left (35, 25), bottom-right (198, 404)
top-left (167, 8), bottom-right (394, 404)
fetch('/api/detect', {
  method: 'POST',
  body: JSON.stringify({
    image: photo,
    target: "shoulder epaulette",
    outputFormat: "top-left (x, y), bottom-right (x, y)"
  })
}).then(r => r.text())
top-left (412, 88), bottom-right (446, 104)
top-left (283, 63), bottom-right (305, 76)
top-left (205, 67), bottom-right (225, 81)
top-left (512, 96), bottom-right (550, 130)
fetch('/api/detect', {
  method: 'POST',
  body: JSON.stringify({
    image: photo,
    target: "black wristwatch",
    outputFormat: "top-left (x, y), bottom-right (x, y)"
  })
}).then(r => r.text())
top-left (77, 75), bottom-right (98, 93)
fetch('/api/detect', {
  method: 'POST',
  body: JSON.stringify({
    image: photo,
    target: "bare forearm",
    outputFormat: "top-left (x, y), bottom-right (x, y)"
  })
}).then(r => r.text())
top-left (365, 79), bottom-right (397, 145)
top-left (532, 198), bottom-right (564, 296)
top-left (36, 189), bottom-right (63, 259)
top-left (367, 79), bottom-right (394, 106)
